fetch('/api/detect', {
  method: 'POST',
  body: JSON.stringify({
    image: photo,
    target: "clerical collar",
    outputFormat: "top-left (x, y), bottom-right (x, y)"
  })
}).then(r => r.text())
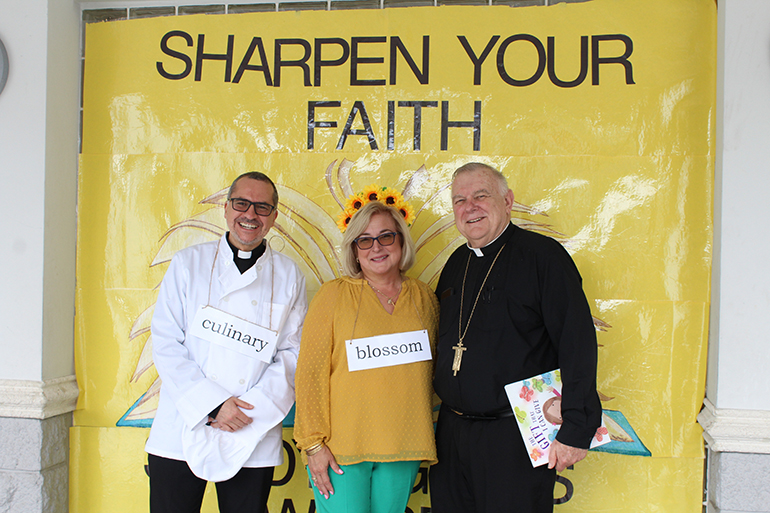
top-left (225, 233), bottom-right (266, 274)
top-left (467, 223), bottom-right (512, 257)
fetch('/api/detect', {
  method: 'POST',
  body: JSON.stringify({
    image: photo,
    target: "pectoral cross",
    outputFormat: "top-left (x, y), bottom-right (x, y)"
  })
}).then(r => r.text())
top-left (451, 340), bottom-right (466, 376)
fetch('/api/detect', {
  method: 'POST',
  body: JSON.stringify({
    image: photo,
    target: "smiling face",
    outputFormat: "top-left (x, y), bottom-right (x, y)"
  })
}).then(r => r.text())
top-left (224, 177), bottom-right (277, 251)
top-left (451, 168), bottom-right (514, 248)
top-left (355, 212), bottom-right (403, 282)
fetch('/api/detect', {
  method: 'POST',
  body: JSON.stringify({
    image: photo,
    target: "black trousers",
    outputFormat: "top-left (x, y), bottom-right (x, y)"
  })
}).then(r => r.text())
top-left (429, 404), bottom-right (556, 513)
top-left (148, 454), bottom-right (274, 513)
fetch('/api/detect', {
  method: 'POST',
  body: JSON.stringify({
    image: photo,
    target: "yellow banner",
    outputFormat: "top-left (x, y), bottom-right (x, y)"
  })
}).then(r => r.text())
top-left (73, 0), bottom-right (715, 511)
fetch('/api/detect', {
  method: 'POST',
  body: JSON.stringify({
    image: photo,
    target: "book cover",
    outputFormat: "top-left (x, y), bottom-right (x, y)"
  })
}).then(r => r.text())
top-left (504, 369), bottom-right (611, 467)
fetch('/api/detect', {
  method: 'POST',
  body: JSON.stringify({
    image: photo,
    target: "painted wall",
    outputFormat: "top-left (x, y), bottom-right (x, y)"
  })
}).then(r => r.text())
top-left (0, 0), bottom-right (79, 382)
top-left (709, 0), bottom-right (770, 410)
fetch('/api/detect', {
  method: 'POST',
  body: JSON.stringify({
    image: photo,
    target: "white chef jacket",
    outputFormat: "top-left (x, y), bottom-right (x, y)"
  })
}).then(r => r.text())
top-left (145, 235), bottom-right (307, 480)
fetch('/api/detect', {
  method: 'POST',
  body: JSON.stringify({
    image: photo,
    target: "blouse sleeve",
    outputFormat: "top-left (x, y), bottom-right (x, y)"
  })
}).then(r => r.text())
top-left (293, 281), bottom-right (340, 452)
top-left (416, 280), bottom-right (441, 415)
top-left (418, 279), bottom-right (440, 355)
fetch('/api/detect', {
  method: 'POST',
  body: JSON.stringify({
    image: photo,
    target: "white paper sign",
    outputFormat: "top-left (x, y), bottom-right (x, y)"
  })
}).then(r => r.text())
top-left (346, 329), bottom-right (432, 372)
top-left (189, 306), bottom-right (278, 363)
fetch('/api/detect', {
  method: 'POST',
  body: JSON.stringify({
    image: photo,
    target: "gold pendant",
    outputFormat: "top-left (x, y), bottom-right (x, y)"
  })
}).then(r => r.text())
top-left (451, 340), bottom-right (466, 376)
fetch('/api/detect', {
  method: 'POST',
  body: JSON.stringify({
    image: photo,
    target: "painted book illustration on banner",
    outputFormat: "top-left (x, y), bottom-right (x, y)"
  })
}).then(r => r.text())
top-left (505, 369), bottom-right (611, 467)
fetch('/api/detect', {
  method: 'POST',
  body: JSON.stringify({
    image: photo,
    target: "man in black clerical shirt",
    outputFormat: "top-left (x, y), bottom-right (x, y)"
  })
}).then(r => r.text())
top-left (430, 163), bottom-right (601, 513)
top-left (146, 172), bottom-right (307, 513)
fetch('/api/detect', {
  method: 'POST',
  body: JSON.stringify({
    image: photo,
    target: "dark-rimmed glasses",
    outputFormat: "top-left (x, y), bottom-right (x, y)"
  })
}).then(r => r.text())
top-left (229, 198), bottom-right (276, 216)
top-left (353, 231), bottom-right (399, 250)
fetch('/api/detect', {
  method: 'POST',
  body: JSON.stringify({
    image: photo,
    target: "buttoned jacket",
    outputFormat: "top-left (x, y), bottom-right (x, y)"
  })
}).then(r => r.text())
top-left (145, 235), bottom-right (307, 474)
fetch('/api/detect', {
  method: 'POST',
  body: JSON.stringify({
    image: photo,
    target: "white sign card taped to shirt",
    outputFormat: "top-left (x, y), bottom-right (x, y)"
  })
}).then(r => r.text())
top-left (346, 329), bottom-right (432, 372)
top-left (189, 306), bottom-right (278, 363)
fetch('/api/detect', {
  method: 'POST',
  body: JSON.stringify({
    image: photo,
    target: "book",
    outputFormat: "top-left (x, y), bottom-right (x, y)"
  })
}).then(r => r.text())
top-left (504, 369), bottom-right (610, 467)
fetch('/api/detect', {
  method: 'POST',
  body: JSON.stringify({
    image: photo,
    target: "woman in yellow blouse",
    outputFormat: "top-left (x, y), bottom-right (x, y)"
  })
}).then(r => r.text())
top-left (294, 198), bottom-right (438, 513)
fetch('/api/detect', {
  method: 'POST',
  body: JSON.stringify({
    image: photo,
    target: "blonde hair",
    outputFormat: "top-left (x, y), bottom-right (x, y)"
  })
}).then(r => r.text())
top-left (340, 201), bottom-right (416, 278)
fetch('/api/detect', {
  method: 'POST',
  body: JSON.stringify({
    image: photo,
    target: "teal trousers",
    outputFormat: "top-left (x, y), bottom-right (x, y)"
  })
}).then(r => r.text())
top-left (309, 460), bottom-right (420, 513)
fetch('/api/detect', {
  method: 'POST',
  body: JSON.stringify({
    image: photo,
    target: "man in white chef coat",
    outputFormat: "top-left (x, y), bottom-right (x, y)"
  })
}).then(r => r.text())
top-left (145, 172), bottom-right (307, 513)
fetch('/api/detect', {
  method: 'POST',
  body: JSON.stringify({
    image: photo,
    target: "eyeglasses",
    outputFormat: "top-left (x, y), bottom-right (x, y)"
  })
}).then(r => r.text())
top-left (353, 231), bottom-right (399, 250)
top-left (229, 198), bottom-right (276, 216)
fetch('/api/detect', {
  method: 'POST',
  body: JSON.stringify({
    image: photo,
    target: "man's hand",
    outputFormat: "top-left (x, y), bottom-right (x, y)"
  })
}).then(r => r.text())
top-left (307, 445), bottom-right (344, 500)
top-left (209, 397), bottom-right (254, 432)
top-left (548, 440), bottom-right (588, 472)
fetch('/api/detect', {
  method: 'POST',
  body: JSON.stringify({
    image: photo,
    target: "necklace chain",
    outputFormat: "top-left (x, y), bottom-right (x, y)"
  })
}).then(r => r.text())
top-left (459, 244), bottom-right (506, 341)
top-left (452, 244), bottom-right (506, 376)
top-left (368, 280), bottom-right (402, 306)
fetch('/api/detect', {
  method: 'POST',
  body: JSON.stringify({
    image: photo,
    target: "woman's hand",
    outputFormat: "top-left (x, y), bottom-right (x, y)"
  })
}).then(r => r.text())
top-left (307, 445), bottom-right (344, 499)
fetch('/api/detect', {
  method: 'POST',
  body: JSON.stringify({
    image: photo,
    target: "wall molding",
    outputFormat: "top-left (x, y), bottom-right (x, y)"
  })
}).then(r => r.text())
top-left (0, 376), bottom-right (79, 419)
top-left (698, 398), bottom-right (770, 454)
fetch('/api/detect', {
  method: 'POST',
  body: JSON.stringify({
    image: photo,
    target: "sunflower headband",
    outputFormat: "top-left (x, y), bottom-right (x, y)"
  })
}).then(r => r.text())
top-left (337, 185), bottom-right (415, 233)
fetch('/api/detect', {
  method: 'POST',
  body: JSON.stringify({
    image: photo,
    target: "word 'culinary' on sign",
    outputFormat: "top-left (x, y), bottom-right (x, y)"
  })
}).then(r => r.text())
top-left (189, 306), bottom-right (278, 363)
top-left (200, 318), bottom-right (269, 352)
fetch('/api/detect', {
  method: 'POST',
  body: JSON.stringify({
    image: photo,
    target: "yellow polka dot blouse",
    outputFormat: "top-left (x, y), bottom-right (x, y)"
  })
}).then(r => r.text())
top-left (294, 276), bottom-right (439, 466)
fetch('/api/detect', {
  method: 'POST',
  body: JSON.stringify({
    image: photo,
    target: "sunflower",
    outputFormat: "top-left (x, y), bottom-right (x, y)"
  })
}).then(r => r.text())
top-left (394, 199), bottom-right (415, 226)
top-left (361, 184), bottom-right (383, 203)
top-left (337, 207), bottom-right (357, 232)
top-left (380, 187), bottom-right (402, 206)
top-left (338, 185), bottom-right (415, 232)
top-left (343, 192), bottom-right (366, 212)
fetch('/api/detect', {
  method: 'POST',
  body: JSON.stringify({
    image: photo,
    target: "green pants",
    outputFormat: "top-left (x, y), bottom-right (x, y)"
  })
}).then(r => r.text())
top-left (308, 460), bottom-right (421, 513)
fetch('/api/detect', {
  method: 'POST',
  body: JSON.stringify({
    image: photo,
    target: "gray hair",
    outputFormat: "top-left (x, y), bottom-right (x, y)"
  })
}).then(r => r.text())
top-left (340, 201), bottom-right (416, 278)
top-left (227, 172), bottom-right (279, 206)
top-left (453, 162), bottom-right (509, 196)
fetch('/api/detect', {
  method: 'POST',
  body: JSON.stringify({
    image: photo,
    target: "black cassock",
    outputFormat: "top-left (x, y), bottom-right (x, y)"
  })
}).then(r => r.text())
top-left (430, 222), bottom-right (602, 513)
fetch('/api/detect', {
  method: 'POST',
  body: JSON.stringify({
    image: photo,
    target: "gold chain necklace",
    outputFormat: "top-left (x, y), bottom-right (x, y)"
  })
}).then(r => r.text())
top-left (367, 280), bottom-right (402, 306)
top-left (453, 244), bottom-right (506, 376)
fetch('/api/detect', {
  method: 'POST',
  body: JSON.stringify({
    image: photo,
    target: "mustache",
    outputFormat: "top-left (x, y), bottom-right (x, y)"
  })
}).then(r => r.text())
top-left (235, 215), bottom-right (260, 225)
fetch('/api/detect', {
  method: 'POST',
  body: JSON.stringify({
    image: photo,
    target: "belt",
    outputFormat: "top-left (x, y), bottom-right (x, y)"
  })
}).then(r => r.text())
top-left (449, 407), bottom-right (514, 421)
